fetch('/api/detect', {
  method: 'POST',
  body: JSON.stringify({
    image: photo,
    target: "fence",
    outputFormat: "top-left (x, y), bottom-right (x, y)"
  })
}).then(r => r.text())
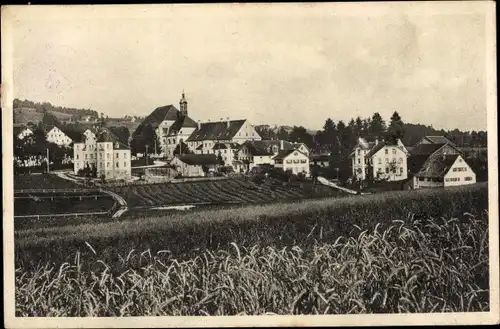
top-left (14, 188), bottom-right (104, 194)
top-left (14, 211), bottom-right (109, 220)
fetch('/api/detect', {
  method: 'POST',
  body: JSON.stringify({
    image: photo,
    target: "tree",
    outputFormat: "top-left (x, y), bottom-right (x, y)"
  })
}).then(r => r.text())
top-left (217, 151), bottom-right (225, 166)
top-left (41, 110), bottom-right (60, 127)
top-left (369, 112), bottom-right (387, 140)
top-left (289, 126), bottom-right (314, 148)
top-left (173, 141), bottom-right (192, 156)
top-left (109, 126), bottom-right (130, 145)
top-left (386, 111), bottom-right (405, 144)
top-left (276, 127), bottom-right (290, 141)
top-left (131, 123), bottom-right (158, 155)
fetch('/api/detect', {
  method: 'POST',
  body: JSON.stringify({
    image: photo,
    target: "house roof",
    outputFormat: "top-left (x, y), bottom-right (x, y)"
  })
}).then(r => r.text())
top-left (273, 149), bottom-right (307, 161)
top-left (134, 105), bottom-right (180, 134)
top-left (409, 143), bottom-right (447, 156)
top-left (365, 142), bottom-right (386, 158)
top-left (166, 115), bottom-right (198, 136)
top-left (96, 127), bottom-right (130, 150)
top-left (421, 136), bottom-right (454, 145)
top-left (241, 140), bottom-right (295, 156)
top-left (196, 144), bottom-right (204, 150)
top-left (416, 154), bottom-right (461, 178)
top-left (175, 154), bottom-right (221, 166)
top-left (186, 119), bottom-right (247, 142)
top-left (358, 138), bottom-right (376, 150)
top-left (407, 154), bottom-right (432, 174)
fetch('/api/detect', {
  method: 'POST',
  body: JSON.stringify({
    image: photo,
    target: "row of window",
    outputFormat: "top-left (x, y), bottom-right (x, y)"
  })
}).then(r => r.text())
top-left (452, 167), bottom-right (468, 172)
top-left (445, 177), bottom-right (460, 182)
top-left (378, 167), bottom-right (405, 175)
top-left (285, 159), bottom-right (308, 164)
top-left (77, 152), bottom-right (128, 160)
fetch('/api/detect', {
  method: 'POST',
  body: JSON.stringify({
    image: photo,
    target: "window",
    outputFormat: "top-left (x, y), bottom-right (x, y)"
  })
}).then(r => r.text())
top-left (107, 162), bottom-right (110, 167)
top-left (400, 167), bottom-right (404, 174)
top-left (385, 149), bottom-right (388, 155)
top-left (385, 167), bottom-right (389, 174)
top-left (116, 153), bottom-right (119, 159)
top-left (357, 150), bottom-right (361, 156)
top-left (399, 157), bottom-right (403, 163)
top-left (300, 159), bottom-right (307, 164)
top-left (392, 148), bottom-right (396, 154)
top-left (76, 154), bottom-right (79, 160)
top-left (124, 162), bottom-right (127, 167)
top-left (116, 162), bottom-right (119, 168)
top-left (465, 177), bottom-right (473, 181)
top-left (85, 154), bottom-right (87, 160)
top-left (124, 153), bottom-right (127, 159)
top-left (293, 159), bottom-right (299, 164)
top-left (90, 154), bottom-right (93, 159)
top-left (286, 160), bottom-right (292, 164)
top-left (419, 177), bottom-right (424, 181)
top-left (378, 158), bottom-right (382, 164)
top-left (445, 177), bottom-right (461, 182)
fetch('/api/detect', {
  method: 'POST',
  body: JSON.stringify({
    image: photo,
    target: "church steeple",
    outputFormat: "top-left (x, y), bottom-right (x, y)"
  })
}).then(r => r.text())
top-left (180, 91), bottom-right (188, 116)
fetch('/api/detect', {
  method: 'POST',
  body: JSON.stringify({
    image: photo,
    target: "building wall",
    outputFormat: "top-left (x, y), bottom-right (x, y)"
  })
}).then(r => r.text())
top-left (17, 128), bottom-right (33, 140)
top-left (232, 121), bottom-right (262, 144)
top-left (171, 157), bottom-right (208, 177)
top-left (352, 147), bottom-right (369, 180)
top-left (443, 155), bottom-right (476, 187)
top-left (371, 146), bottom-right (408, 181)
top-left (46, 127), bottom-right (72, 147)
top-left (295, 144), bottom-right (309, 156)
top-left (275, 151), bottom-right (310, 175)
top-left (415, 177), bottom-right (444, 189)
top-left (164, 127), bottom-right (197, 158)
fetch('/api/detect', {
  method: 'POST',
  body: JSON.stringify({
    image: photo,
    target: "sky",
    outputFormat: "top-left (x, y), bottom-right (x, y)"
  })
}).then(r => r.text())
top-left (10, 3), bottom-right (491, 131)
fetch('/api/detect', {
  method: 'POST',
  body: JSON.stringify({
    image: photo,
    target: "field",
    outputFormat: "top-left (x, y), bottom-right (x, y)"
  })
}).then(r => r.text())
top-left (110, 178), bottom-right (345, 209)
top-left (15, 183), bottom-right (489, 315)
top-left (14, 174), bottom-right (79, 190)
top-left (13, 107), bottom-right (73, 124)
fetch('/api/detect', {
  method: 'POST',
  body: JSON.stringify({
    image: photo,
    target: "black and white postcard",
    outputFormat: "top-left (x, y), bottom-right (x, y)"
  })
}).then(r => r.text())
top-left (2, 2), bottom-right (498, 327)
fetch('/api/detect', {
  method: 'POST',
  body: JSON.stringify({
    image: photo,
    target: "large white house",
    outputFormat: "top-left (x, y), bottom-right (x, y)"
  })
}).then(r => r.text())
top-left (411, 154), bottom-right (476, 189)
top-left (351, 138), bottom-right (409, 182)
top-left (273, 149), bottom-right (310, 176)
top-left (73, 127), bottom-right (131, 181)
top-left (46, 126), bottom-right (73, 147)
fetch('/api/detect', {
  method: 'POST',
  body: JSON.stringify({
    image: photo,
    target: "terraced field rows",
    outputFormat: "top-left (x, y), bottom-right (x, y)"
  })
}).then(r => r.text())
top-left (111, 179), bottom-right (343, 208)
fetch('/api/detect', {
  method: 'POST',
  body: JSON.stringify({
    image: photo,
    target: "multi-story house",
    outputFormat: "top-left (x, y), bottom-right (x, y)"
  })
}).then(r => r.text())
top-left (364, 139), bottom-right (409, 181)
top-left (273, 149), bottom-right (310, 176)
top-left (186, 119), bottom-right (262, 165)
top-left (73, 127), bottom-right (131, 180)
top-left (45, 126), bottom-right (73, 147)
top-left (350, 137), bottom-right (376, 180)
top-left (237, 139), bottom-right (295, 172)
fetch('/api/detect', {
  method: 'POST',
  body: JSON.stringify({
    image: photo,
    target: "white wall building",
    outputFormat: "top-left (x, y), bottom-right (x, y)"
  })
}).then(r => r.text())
top-left (273, 149), bottom-right (310, 176)
top-left (73, 128), bottom-right (131, 180)
top-left (46, 126), bottom-right (73, 147)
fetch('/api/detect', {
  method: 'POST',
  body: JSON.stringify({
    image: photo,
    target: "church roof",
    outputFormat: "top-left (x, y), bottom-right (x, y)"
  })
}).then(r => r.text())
top-left (175, 154), bottom-right (221, 166)
top-left (166, 115), bottom-right (198, 136)
top-left (134, 105), bottom-right (179, 134)
top-left (186, 120), bottom-right (247, 142)
top-left (96, 127), bottom-right (130, 150)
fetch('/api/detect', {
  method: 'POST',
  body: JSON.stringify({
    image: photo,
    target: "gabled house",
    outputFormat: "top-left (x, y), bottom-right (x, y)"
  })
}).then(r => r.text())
top-left (406, 139), bottom-right (467, 189)
top-left (410, 154), bottom-right (476, 189)
top-left (45, 126), bottom-right (73, 147)
top-left (292, 143), bottom-right (310, 157)
top-left (186, 118), bottom-right (262, 156)
top-left (364, 139), bottom-right (409, 181)
top-left (415, 135), bottom-right (455, 146)
top-left (273, 149), bottom-right (310, 176)
top-left (236, 140), bottom-right (295, 172)
top-left (13, 125), bottom-right (33, 140)
top-left (171, 154), bottom-right (221, 177)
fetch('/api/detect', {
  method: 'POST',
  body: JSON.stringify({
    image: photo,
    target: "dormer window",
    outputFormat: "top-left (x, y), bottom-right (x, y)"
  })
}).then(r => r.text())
top-left (115, 142), bottom-right (119, 149)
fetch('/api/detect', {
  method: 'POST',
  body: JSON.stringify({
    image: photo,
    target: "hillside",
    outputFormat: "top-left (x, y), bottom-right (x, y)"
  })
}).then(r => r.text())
top-left (13, 107), bottom-right (73, 125)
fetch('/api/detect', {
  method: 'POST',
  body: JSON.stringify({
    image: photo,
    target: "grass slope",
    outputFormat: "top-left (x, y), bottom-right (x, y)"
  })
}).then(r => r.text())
top-left (14, 107), bottom-right (73, 124)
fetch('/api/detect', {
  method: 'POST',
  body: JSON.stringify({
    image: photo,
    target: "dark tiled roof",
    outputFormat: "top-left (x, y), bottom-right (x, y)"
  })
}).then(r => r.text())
top-left (273, 149), bottom-right (307, 161)
top-left (311, 154), bottom-right (330, 162)
top-left (175, 154), bottom-right (221, 166)
top-left (134, 105), bottom-right (179, 134)
top-left (416, 154), bottom-right (460, 178)
top-left (186, 120), bottom-right (247, 142)
top-left (96, 127), bottom-right (130, 150)
top-left (407, 154), bottom-right (432, 174)
top-left (409, 143), bottom-right (446, 156)
top-left (422, 136), bottom-right (454, 145)
top-left (166, 115), bottom-right (198, 136)
top-left (242, 140), bottom-right (294, 156)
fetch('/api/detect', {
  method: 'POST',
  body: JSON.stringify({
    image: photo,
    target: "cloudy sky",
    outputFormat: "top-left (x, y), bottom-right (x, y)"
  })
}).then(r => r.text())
top-left (10, 3), bottom-right (492, 131)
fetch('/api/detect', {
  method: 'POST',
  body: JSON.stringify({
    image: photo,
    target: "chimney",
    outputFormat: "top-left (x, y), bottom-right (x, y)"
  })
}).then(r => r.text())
top-left (226, 117), bottom-right (230, 128)
top-left (197, 120), bottom-right (200, 130)
top-left (280, 140), bottom-right (284, 150)
top-left (375, 138), bottom-right (379, 146)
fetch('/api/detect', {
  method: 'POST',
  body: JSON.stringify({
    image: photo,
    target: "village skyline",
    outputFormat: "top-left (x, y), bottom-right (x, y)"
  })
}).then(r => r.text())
top-left (12, 4), bottom-right (488, 132)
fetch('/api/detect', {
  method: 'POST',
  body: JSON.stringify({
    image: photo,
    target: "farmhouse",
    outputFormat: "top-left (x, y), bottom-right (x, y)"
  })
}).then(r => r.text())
top-left (273, 149), bottom-right (310, 176)
top-left (415, 135), bottom-right (456, 146)
top-left (410, 154), bottom-right (476, 189)
top-left (171, 154), bottom-right (221, 177)
top-left (73, 127), bottom-right (131, 180)
top-left (45, 126), bottom-right (73, 147)
top-left (406, 140), bottom-right (471, 189)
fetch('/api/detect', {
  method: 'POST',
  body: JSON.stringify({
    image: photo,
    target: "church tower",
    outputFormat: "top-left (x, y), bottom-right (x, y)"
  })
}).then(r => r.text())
top-left (180, 91), bottom-right (188, 116)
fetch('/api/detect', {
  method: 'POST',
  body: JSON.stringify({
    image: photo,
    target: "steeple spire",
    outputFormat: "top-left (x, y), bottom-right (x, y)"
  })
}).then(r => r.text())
top-left (179, 91), bottom-right (188, 116)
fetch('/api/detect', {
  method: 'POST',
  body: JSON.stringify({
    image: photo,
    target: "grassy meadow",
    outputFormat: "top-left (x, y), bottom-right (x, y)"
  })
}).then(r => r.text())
top-left (15, 183), bottom-right (490, 316)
